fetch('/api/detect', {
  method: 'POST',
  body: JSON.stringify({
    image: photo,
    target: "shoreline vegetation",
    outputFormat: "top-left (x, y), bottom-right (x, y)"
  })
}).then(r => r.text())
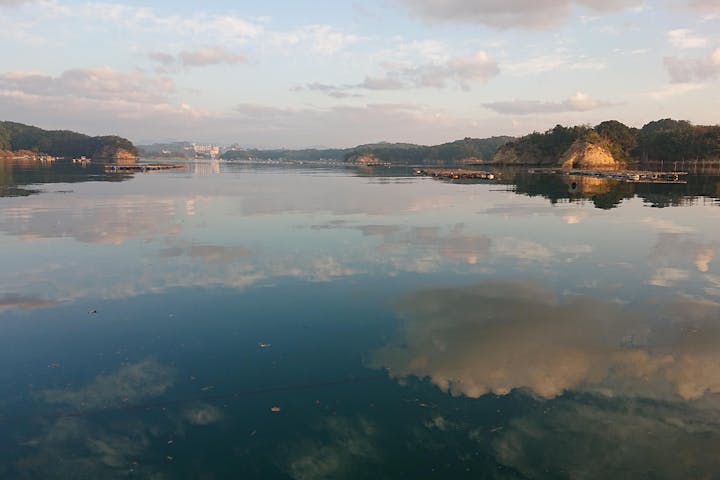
top-left (0, 121), bottom-right (138, 161)
top-left (218, 118), bottom-right (720, 170)
top-left (2, 118), bottom-right (719, 171)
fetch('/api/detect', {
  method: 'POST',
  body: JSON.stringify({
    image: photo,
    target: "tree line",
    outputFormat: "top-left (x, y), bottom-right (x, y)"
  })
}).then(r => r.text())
top-left (0, 121), bottom-right (137, 158)
top-left (496, 119), bottom-right (720, 165)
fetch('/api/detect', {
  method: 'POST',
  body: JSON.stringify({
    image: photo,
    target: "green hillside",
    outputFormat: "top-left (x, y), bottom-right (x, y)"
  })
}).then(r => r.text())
top-left (0, 121), bottom-right (137, 159)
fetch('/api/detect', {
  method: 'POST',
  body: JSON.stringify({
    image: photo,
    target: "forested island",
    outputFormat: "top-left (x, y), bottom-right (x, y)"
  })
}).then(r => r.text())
top-left (3, 118), bottom-right (718, 168)
top-left (493, 119), bottom-right (720, 168)
top-left (0, 121), bottom-right (138, 161)
top-left (220, 119), bottom-right (720, 168)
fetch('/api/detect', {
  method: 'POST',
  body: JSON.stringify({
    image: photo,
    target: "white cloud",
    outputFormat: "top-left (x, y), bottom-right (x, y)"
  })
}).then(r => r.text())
top-left (668, 28), bottom-right (708, 49)
top-left (228, 102), bottom-right (479, 147)
top-left (689, 0), bottom-right (720, 15)
top-left (376, 50), bottom-right (500, 89)
top-left (0, 67), bottom-right (175, 103)
top-left (6, 3), bottom-right (361, 58)
top-left (0, 0), bottom-right (39, 6)
top-left (647, 82), bottom-right (708, 99)
top-left (395, 0), bottom-right (643, 29)
top-left (664, 48), bottom-right (720, 83)
top-left (0, 66), bottom-right (215, 139)
top-left (292, 82), bottom-right (364, 98)
top-left (299, 50), bottom-right (499, 96)
top-left (505, 53), bottom-right (607, 75)
top-left (45, 2), bottom-right (264, 43)
top-left (179, 46), bottom-right (247, 67)
top-left (149, 46), bottom-right (247, 71)
top-left (374, 39), bottom-right (452, 65)
top-left (484, 92), bottom-right (612, 115)
top-left (271, 24), bottom-right (362, 55)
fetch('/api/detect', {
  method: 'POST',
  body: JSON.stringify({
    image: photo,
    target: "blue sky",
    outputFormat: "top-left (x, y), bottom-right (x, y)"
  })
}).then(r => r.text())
top-left (0, 0), bottom-right (718, 147)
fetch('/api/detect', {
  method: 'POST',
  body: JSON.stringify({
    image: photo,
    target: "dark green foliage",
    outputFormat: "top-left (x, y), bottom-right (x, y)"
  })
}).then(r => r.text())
top-left (594, 120), bottom-right (639, 161)
top-left (638, 119), bottom-right (720, 162)
top-left (496, 125), bottom-right (589, 164)
top-left (221, 147), bottom-right (348, 162)
top-left (348, 142), bottom-right (427, 164)
top-left (0, 124), bottom-right (11, 150)
top-left (0, 121), bottom-right (137, 157)
top-left (221, 137), bottom-right (514, 165)
top-left (425, 137), bottom-right (515, 163)
top-left (347, 137), bottom-right (516, 165)
top-left (495, 119), bottom-right (720, 165)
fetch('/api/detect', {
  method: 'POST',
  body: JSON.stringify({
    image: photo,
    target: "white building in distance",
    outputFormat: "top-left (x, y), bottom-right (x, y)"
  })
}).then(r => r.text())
top-left (185, 144), bottom-right (221, 159)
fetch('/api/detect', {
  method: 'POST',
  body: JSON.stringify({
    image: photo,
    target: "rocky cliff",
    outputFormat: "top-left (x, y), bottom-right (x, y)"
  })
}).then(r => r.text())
top-left (93, 146), bottom-right (138, 161)
top-left (560, 140), bottom-right (620, 169)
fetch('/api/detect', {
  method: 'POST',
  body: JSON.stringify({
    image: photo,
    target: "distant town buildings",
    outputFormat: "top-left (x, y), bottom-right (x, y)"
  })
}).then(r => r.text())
top-left (184, 143), bottom-right (221, 159)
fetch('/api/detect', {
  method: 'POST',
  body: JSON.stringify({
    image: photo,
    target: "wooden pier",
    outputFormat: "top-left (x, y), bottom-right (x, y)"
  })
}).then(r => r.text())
top-left (528, 168), bottom-right (688, 183)
top-left (415, 168), bottom-right (497, 180)
top-left (105, 164), bottom-right (185, 173)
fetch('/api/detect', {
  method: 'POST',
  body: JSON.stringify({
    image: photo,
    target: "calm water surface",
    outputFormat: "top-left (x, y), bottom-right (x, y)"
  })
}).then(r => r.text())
top-left (2, 159), bottom-right (720, 479)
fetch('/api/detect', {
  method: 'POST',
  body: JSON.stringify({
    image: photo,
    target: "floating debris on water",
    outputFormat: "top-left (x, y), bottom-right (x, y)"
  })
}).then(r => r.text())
top-left (105, 164), bottom-right (184, 173)
top-left (415, 168), bottom-right (497, 180)
top-left (529, 168), bottom-right (688, 184)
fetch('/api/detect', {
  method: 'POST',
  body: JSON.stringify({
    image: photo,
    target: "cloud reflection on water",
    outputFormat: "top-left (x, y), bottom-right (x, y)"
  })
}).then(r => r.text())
top-left (17, 359), bottom-right (180, 478)
top-left (371, 280), bottom-right (720, 401)
top-left (1, 197), bottom-right (183, 244)
top-left (493, 395), bottom-right (720, 480)
top-left (0, 295), bottom-right (59, 311)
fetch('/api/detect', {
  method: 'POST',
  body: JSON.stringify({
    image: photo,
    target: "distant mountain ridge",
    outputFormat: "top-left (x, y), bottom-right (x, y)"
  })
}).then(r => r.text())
top-left (220, 136), bottom-right (516, 165)
top-left (219, 118), bottom-right (720, 167)
top-left (0, 121), bottom-right (137, 160)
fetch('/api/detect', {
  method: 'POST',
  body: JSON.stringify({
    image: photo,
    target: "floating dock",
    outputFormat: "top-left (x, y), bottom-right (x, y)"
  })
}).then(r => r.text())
top-left (529, 168), bottom-right (688, 183)
top-left (105, 164), bottom-right (185, 173)
top-left (415, 168), bottom-right (497, 180)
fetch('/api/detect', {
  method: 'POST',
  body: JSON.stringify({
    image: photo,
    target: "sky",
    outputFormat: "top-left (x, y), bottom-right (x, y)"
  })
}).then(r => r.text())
top-left (0, 0), bottom-right (718, 147)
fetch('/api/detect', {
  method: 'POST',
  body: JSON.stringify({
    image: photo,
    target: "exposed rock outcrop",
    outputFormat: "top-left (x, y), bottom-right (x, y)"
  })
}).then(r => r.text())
top-left (560, 140), bottom-right (619, 169)
top-left (93, 147), bottom-right (138, 162)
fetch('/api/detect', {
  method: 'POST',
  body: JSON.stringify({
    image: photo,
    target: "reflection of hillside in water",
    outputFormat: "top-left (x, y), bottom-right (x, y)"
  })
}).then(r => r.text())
top-left (563, 175), bottom-right (612, 195)
top-left (497, 168), bottom-right (720, 209)
top-left (0, 158), bottom-right (132, 197)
